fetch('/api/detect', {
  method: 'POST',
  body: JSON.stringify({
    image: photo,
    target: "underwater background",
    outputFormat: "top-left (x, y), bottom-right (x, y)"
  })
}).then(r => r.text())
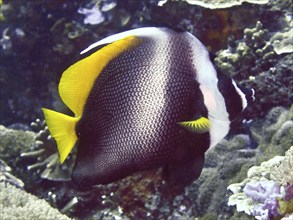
top-left (0, 0), bottom-right (292, 219)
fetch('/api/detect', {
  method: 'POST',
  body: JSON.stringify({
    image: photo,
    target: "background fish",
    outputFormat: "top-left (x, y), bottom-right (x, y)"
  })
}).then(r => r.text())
top-left (42, 27), bottom-right (255, 191)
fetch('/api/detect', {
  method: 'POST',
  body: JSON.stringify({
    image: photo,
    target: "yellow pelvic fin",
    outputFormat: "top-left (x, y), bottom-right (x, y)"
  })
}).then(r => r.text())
top-left (42, 108), bottom-right (79, 164)
top-left (178, 117), bottom-right (211, 133)
top-left (59, 35), bottom-right (141, 117)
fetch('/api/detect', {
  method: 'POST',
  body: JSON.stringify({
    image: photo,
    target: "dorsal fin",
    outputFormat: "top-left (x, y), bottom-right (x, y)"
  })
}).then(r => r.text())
top-left (58, 35), bottom-right (141, 117)
top-left (80, 27), bottom-right (169, 54)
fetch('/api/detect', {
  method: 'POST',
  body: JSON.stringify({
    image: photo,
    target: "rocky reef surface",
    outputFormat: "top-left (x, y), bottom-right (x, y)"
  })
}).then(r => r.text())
top-left (0, 161), bottom-right (70, 220)
top-left (0, 0), bottom-right (292, 219)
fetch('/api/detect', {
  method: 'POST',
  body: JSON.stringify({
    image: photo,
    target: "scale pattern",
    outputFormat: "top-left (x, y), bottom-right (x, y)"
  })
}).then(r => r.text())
top-left (72, 31), bottom-right (209, 186)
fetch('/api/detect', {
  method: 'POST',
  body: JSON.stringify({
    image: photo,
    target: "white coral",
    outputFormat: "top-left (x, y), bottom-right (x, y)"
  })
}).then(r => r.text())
top-left (270, 146), bottom-right (293, 186)
top-left (159, 0), bottom-right (269, 9)
top-left (0, 182), bottom-right (70, 220)
top-left (227, 146), bottom-right (293, 218)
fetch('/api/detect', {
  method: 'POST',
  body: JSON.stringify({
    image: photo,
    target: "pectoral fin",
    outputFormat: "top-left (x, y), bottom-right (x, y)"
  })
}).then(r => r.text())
top-left (178, 116), bottom-right (210, 133)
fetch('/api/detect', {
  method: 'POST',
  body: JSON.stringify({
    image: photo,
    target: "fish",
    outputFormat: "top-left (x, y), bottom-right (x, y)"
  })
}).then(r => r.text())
top-left (42, 27), bottom-right (255, 191)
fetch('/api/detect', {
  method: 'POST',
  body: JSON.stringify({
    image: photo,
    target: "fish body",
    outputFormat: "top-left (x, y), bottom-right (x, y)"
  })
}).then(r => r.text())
top-left (42, 27), bottom-right (255, 190)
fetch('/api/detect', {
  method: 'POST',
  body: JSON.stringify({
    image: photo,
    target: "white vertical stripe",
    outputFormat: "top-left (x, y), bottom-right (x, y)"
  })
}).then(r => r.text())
top-left (232, 80), bottom-right (248, 110)
top-left (187, 33), bottom-right (231, 148)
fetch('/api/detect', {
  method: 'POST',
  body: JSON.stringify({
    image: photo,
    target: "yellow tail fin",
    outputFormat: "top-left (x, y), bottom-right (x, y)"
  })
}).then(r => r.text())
top-left (42, 108), bottom-right (79, 164)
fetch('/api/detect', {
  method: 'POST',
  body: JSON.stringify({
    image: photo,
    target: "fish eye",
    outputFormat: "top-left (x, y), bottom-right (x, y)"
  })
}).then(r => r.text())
top-left (218, 77), bottom-right (233, 93)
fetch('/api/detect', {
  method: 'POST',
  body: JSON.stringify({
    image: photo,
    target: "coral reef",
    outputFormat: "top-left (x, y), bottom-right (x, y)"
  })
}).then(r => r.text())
top-left (227, 146), bottom-right (293, 220)
top-left (271, 28), bottom-right (293, 55)
top-left (0, 0), bottom-right (144, 126)
top-left (270, 150), bottom-right (293, 187)
top-left (269, 4), bottom-right (293, 55)
top-left (186, 0), bottom-right (269, 9)
top-left (0, 181), bottom-right (71, 220)
top-left (0, 159), bottom-right (24, 188)
top-left (159, 0), bottom-right (269, 9)
top-left (5, 106), bottom-right (289, 219)
top-left (215, 21), bottom-right (277, 79)
top-left (186, 106), bottom-right (292, 219)
top-left (0, 125), bottom-right (35, 168)
top-left (254, 106), bottom-right (293, 162)
top-left (0, 124), bottom-right (68, 219)
top-left (215, 21), bottom-right (292, 118)
top-left (0, 0), bottom-right (292, 219)
top-left (225, 105), bottom-right (293, 220)
top-left (21, 118), bottom-right (74, 182)
top-left (213, 0), bottom-right (293, 119)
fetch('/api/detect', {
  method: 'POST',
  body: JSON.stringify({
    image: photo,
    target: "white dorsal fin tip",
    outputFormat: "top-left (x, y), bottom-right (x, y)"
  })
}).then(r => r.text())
top-left (80, 27), bottom-right (169, 55)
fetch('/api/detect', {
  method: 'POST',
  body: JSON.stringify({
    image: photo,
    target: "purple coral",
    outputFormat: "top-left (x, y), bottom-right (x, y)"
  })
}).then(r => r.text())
top-left (284, 184), bottom-right (293, 201)
top-left (243, 181), bottom-right (282, 219)
top-left (243, 181), bottom-right (280, 203)
top-left (78, 6), bottom-right (105, 25)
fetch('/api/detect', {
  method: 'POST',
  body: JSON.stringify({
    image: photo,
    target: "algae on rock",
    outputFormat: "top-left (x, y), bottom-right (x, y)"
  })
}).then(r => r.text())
top-left (214, 21), bottom-right (276, 79)
top-left (0, 125), bottom-right (35, 167)
top-left (0, 182), bottom-right (71, 220)
top-left (215, 20), bottom-right (292, 118)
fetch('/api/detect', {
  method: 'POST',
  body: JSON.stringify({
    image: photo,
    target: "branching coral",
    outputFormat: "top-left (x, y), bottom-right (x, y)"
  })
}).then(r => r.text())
top-left (216, 22), bottom-right (292, 118)
top-left (21, 118), bottom-right (75, 181)
top-left (270, 147), bottom-right (293, 187)
top-left (228, 146), bottom-right (293, 220)
top-left (0, 159), bottom-right (24, 189)
top-left (215, 21), bottom-right (277, 79)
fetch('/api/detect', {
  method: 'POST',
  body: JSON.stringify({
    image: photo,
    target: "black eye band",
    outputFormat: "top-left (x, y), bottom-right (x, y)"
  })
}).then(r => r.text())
top-left (218, 78), bottom-right (233, 93)
top-left (218, 79), bottom-right (243, 120)
top-left (237, 85), bottom-right (255, 104)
